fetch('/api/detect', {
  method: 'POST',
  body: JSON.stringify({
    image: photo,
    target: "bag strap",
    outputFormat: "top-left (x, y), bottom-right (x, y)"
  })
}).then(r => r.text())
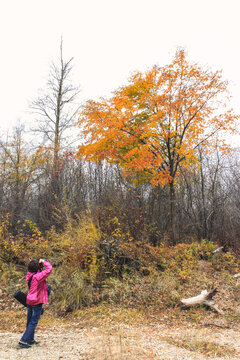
top-left (28, 275), bottom-right (34, 289)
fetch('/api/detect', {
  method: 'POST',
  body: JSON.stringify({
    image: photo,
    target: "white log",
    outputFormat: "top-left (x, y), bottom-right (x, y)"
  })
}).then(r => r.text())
top-left (233, 273), bottom-right (240, 278)
top-left (212, 246), bottom-right (224, 254)
top-left (180, 288), bottom-right (223, 314)
top-left (181, 290), bottom-right (209, 306)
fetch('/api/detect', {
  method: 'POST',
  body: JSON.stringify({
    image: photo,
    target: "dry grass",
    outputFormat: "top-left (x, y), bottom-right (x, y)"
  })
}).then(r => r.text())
top-left (161, 335), bottom-right (238, 358)
top-left (85, 328), bottom-right (158, 359)
top-left (1, 303), bottom-right (238, 333)
top-left (0, 309), bottom-right (67, 333)
top-left (71, 305), bottom-right (148, 326)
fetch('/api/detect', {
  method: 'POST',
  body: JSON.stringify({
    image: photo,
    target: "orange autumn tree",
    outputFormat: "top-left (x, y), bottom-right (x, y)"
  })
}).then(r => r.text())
top-left (78, 49), bottom-right (239, 244)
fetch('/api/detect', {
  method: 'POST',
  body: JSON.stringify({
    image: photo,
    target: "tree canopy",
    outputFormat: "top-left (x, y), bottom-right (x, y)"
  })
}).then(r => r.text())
top-left (78, 49), bottom-right (239, 188)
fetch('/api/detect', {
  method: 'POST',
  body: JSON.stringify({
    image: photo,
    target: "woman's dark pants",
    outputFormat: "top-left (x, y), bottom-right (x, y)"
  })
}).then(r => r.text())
top-left (20, 304), bottom-right (42, 343)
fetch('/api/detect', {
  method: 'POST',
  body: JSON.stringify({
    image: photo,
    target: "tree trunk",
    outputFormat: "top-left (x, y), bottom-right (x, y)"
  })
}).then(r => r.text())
top-left (169, 180), bottom-right (176, 245)
top-left (199, 150), bottom-right (208, 238)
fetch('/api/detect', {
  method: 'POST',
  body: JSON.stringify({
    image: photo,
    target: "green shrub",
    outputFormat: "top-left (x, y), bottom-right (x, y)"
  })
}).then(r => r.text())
top-left (188, 239), bottom-right (214, 260)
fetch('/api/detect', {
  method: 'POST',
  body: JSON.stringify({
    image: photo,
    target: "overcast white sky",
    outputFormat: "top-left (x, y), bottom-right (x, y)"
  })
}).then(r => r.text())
top-left (0, 0), bottom-right (240, 145)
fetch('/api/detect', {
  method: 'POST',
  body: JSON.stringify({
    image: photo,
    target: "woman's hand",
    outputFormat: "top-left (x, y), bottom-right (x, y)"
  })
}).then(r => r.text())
top-left (39, 259), bottom-right (45, 264)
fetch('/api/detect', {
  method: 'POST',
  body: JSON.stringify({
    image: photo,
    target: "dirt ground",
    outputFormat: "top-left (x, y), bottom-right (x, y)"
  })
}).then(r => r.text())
top-left (0, 322), bottom-right (239, 360)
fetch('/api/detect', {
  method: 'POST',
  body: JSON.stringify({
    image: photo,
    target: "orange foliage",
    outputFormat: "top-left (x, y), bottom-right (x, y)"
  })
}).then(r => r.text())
top-left (78, 49), bottom-right (239, 186)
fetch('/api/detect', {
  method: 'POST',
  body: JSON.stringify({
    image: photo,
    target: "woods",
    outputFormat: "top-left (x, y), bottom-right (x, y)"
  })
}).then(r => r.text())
top-left (1, 49), bottom-right (240, 249)
top-left (1, 49), bottom-right (238, 246)
top-left (1, 129), bottom-right (240, 249)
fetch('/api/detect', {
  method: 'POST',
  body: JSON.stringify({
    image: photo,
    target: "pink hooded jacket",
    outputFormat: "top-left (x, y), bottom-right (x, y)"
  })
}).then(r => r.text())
top-left (26, 260), bottom-right (52, 305)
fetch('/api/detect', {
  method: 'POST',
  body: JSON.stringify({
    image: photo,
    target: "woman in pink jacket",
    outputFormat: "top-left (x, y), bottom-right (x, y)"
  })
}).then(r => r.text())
top-left (18, 259), bottom-right (52, 349)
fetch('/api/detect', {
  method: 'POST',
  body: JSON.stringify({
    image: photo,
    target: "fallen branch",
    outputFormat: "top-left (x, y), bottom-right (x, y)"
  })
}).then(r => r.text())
top-left (212, 246), bottom-right (224, 254)
top-left (180, 287), bottom-right (223, 314)
top-left (233, 273), bottom-right (240, 278)
top-left (200, 322), bottom-right (230, 329)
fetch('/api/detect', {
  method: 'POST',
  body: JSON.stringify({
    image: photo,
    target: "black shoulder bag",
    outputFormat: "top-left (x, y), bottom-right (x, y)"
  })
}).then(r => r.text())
top-left (13, 275), bottom-right (34, 307)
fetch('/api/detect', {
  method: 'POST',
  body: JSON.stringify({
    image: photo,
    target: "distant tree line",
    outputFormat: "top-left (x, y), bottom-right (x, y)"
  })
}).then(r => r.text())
top-left (0, 125), bottom-right (239, 250)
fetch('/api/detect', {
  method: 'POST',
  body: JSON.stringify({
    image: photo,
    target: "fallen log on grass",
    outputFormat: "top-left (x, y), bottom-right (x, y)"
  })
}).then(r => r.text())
top-left (233, 273), bottom-right (240, 278)
top-left (212, 246), bottom-right (224, 254)
top-left (180, 287), bottom-right (223, 314)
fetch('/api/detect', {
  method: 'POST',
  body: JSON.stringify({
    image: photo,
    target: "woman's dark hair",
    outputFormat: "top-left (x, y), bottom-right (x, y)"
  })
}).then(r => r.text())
top-left (28, 260), bottom-right (39, 273)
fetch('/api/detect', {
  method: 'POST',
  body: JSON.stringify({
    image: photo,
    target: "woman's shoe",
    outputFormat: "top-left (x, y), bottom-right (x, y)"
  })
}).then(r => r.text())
top-left (17, 341), bottom-right (32, 349)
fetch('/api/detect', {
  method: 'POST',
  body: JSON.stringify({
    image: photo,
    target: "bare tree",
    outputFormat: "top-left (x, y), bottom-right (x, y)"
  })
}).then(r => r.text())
top-left (31, 39), bottom-right (80, 170)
